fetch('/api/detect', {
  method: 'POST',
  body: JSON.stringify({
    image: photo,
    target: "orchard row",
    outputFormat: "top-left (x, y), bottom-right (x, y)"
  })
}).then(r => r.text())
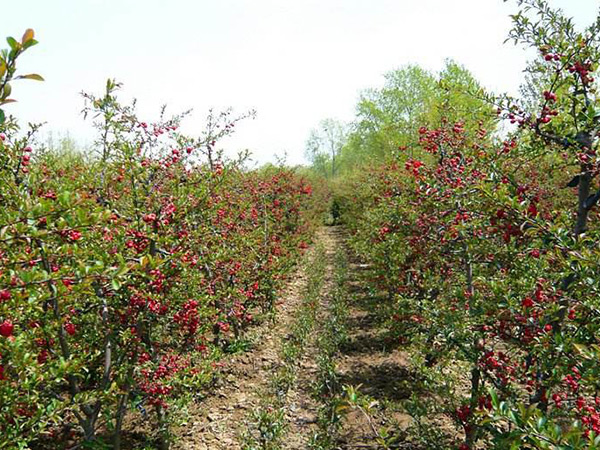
top-left (338, 1), bottom-right (600, 449)
top-left (0, 31), bottom-right (319, 449)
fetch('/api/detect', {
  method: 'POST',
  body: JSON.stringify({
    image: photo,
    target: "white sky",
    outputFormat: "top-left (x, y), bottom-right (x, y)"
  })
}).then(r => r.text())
top-left (3, 0), bottom-right (598, 166)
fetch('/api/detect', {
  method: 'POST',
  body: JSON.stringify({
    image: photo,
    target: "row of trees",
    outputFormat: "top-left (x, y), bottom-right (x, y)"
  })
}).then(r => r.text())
top-left (305, 59), bottom-right (495, 178)
top-left (0, 31), bottom-right (318, 449)
top-left (326, 0), bottom-right (600, 448)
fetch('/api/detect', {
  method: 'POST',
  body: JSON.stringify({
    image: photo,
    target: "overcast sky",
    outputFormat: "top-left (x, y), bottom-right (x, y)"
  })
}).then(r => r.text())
top-left (3, 0), bottom-right (598, 166)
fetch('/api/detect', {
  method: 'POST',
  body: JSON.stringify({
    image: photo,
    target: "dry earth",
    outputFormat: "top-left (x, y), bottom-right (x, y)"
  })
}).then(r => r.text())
top-left (173, 227), bottom-right (340, 450)
top-left (171, 226), bottom-right (419, 450)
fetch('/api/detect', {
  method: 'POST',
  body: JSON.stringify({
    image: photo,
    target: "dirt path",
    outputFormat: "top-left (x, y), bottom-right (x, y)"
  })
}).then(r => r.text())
top-left (172, 227), bottom-right (419, 450)
top-left (173, 227), bottom-right (342, 450)
top-left (333, 246), bottom-right (413, 449)
top-left (280, 226), bottom-right (343, 449)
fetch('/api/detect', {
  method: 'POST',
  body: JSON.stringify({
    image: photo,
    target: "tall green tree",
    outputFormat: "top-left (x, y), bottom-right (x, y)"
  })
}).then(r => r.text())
top-left (305, 118), bottom-right (347, 179)
top-left (335, 60), bottom-right (496, 174)
top-left (342, 64), bottom-right (437, 168)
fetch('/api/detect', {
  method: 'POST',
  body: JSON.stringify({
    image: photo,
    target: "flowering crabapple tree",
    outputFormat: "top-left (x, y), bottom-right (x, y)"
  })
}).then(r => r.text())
top-left (479, 0), bottom-right (600, 447)
top-left (341, 1), bottom-right (600, 448)
top-left (0, 31), bottom-right (316, 450)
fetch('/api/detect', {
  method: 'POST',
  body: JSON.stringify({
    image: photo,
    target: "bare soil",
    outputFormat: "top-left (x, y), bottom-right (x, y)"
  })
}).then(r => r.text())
top-left (168, 227), bottom-right (442, 449)
top-left (173, 227), bottom-right (341, 450)
top-left (334, 255), bottom-right (414, 449)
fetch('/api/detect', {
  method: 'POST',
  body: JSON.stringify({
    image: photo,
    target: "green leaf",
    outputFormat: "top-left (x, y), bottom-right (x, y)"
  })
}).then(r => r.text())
top-left (1, 82), bottom-right (12, 99)
top-left (17, 74), bottom-right (44, 81)
top-left (58, 191), bottom-right (71, 207)
top-left (0, 108), bottom-right (4, 124)
top-left (116, 264), bottom-right (130, 278)
top-left (489, 387), bottom-right (499, 408)
top-left (537, 416), bottom-right (547, 430)
top-left (22, 39), bottom-right (38, 50)
top-left (6, 36), bottom-right (19, 51)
